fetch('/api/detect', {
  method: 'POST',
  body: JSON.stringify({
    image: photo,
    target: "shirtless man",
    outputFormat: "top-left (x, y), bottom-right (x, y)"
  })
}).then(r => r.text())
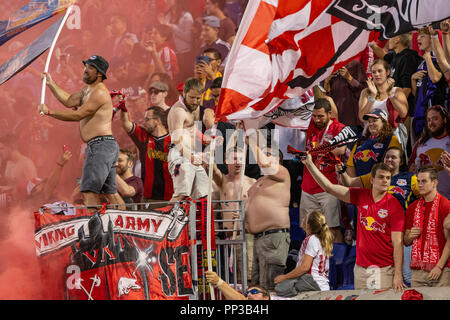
top-left (38, 55), bottom-right (124, 208)
top-left (167, 77), bottom-right (210, 201)
top-left (209, 148), bottom-right (256, 280)
top-left (245, 133), bottom-right (291, 290)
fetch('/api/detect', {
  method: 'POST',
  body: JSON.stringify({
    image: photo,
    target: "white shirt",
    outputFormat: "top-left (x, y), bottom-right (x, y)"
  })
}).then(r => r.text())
top-left (296, 234), bottom-right (330, 291)
top-left (414, 135), bottom-right (450, 199)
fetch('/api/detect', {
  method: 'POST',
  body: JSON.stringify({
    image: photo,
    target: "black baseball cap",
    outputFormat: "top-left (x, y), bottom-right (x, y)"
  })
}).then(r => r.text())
top-left (82, 55), bottom-right (109, 79)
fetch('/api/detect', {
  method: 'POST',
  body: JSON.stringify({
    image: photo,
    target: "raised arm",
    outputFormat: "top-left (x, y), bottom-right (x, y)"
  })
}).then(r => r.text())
top-left (370, 43), bottom-right (387, 59)
top-left (429, 26), bottom-right (450, 80)
top-left (43, 72), bottom-right (85, 108)
top-left (120, 107), bottom-right (133, 133)
top-left (39, 88), bottom-right (108, 121)
top-left (246, 130), bottom-right (286, 181)
top-left (358, 86), bottom-right (376, 122)
top-left (336, 163), bottom-right (363, 187)
top-left (43, 150), bottom-right (72, 201)
top-left (301, 153), bottom-right (351, 203)
top-left (423, 51), bottom-right (443, 84)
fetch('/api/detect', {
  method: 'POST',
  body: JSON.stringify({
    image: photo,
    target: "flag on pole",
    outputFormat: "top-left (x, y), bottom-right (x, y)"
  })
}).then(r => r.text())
top-left (215, 0), bottom-right (450, 126)
top-left (0, 0), bottom-right (74, 47)
top-left (0, 15), bottom-right (64, 86)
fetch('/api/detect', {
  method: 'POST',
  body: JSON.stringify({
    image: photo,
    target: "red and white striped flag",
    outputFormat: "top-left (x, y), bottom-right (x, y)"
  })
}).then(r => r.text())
top-left (215, 0), bottom-right (450, 127)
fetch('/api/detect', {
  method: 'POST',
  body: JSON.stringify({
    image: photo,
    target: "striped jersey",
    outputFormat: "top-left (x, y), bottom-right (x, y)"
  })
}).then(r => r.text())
top-left (129, 124), bottom-right (173, 200)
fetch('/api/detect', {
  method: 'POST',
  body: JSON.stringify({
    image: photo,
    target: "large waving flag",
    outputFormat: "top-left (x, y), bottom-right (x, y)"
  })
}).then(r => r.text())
top-left (0, 15), bottom-right (64, 85)
top-left (216, 0), bottom-right (450, 126)
top-left (0, 0), bottom-right (74, 46)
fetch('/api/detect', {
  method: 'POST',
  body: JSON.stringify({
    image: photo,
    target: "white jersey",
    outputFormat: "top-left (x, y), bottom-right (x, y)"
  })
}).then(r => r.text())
top-left (296, 234), bottom-right (330, 291)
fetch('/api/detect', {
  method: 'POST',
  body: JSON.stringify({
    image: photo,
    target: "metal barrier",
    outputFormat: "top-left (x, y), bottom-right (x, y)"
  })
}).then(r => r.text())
top-left (38, 199), bottom-right (248, 300)
top-left (188, 199), bottom-right (248, 300)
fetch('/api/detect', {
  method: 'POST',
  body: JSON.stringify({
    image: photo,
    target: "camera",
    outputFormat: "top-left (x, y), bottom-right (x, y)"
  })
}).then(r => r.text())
top-left (196, 55), bottom-right (210, 65)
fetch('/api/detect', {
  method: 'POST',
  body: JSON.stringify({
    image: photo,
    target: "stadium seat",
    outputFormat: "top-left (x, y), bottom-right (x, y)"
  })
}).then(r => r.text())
top-left (338, 245), bottom-right (356, 290)
top-left (329, 243), bottom-right (348, 290)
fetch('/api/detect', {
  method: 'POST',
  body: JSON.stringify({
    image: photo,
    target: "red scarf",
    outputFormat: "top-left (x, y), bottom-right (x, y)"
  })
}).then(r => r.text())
top-left (411, 192), bottom-right (441, 271)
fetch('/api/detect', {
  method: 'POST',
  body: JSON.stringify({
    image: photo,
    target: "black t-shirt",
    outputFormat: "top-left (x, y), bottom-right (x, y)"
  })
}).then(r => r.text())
top-left (384, 48), bottom-right (421, 89)
top-left (384, 49), bottom-right (421, 115)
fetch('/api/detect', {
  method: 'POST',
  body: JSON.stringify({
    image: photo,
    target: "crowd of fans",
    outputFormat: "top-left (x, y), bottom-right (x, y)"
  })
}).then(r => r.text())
top-left (0, 0), bottom-right (449, 299)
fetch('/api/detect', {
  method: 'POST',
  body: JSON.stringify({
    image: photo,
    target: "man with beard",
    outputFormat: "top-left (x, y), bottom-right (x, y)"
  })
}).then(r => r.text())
top-left (299, 98), bottom-right (346, 243)
top-left (38, 55), bottom-right (124, 209)
top-left (115, 149), bottom-right (143, 204)
top-left (120, 106), bottom-right (173, 201)
top-left (167, 78), bottom-right (210, 201)
top-left (411, 27), bottom-right (448, 141)
top-left (409, 105), bottom-right (450, 199)
top-left (302, 156), bottom-right (407, 292)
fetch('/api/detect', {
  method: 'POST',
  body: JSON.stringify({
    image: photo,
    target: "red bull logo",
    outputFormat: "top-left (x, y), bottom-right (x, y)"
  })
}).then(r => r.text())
top-left (390, 186), bottom-right (406, 199)
top-left (354, 150), bottom-right (378, 162)
top-left (419, 153), bottom-right (432, 166)
top-left (360, 216), bottom-right (386, 233)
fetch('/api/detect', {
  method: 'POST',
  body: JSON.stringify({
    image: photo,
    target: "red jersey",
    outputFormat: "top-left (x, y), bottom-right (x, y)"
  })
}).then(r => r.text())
top-left (406, 195), bottom-right (450, 269)
top-left (350, 188), bottom-right (405, 268)
top-left (129, 124), bottom-right (173, 200)
top-left (302, 118), bottom-right (345, 194)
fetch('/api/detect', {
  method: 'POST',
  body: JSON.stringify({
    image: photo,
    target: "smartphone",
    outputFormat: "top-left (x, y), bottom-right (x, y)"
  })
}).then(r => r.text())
top-left (196, 55), bottom-right (210, 65)
top-left (431, 21), bottom-right (441, 29)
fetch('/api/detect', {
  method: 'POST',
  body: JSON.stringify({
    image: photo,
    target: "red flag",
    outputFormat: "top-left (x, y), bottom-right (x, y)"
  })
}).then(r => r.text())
top-left (216, 0), bottom-right (376, 124)
top-left (216, 0), bottom-right (449, 125)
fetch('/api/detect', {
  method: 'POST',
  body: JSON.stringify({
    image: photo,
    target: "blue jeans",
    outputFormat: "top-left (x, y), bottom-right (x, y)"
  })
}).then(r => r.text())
top-left (403, 245), bottom-right (412, 287)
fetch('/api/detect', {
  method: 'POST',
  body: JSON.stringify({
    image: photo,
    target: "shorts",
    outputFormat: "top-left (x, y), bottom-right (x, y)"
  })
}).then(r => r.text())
top-left (300, 191), bottom-right (341, 228)
top-left (81, 135), bottom-right (118, 194)
top-left (168, 147), bottom-right (208, 199)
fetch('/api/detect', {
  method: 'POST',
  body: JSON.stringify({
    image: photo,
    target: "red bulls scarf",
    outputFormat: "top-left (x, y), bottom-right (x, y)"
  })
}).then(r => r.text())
top-left (411, 192), bottom-right (441, 271)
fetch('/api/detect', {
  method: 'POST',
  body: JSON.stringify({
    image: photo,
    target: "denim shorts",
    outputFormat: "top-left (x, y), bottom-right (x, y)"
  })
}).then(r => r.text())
top-left (81, 135), bottom-right (118, 194)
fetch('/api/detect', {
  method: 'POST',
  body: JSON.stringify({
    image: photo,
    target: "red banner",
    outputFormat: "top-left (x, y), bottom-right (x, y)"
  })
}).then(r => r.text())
top-left (34, 203), bottom-right (193, 300)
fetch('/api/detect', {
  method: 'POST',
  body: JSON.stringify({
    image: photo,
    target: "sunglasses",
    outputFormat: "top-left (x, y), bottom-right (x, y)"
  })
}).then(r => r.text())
top-left (149, 89), bottom-right (164, 95)
top-left (244, 288), bottom-right (262, 297)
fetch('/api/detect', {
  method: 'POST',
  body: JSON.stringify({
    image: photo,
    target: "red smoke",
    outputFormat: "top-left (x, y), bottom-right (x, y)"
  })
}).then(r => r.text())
top-left (0, 206), bottom-right (42, 299)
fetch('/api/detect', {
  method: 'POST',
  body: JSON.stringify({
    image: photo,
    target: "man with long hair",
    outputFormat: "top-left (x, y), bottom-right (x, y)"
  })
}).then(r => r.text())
top-left (409, 105), bottom-right (450, 199)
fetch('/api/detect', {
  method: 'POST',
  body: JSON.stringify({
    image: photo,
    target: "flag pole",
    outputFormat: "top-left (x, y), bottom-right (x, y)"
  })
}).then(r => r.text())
top-left (229, 121), bottom-right (247, 270)
top-left (40, 5), bottom-right (73, 114)
top-left (206, 124), bottom-right (217, 300)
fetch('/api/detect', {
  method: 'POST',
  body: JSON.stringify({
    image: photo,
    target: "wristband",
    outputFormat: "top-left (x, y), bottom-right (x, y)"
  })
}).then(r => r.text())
top-left (368, 96), bottom-right (376, 103)
top-left (442, 31), bottom-right (449, 35)
top-left (436, 265), bottom-right (443, 271)
top-left (337, 164), bottom-right (347, 174)
top-left (216, 278), bottom-right (224, 287)
top-left (389, 87), bottom-right (398, 99)
top-left (56, 162), bottom-right (64, 167)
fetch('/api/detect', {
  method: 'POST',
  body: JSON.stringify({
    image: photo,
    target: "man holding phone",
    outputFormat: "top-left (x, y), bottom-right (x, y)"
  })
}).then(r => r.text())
top-left (194, 48), bottom-right (223, 108)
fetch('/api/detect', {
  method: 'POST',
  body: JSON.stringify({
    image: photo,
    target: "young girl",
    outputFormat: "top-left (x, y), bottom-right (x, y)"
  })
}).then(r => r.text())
top-left (274, 211), bottom-right (333, 296)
